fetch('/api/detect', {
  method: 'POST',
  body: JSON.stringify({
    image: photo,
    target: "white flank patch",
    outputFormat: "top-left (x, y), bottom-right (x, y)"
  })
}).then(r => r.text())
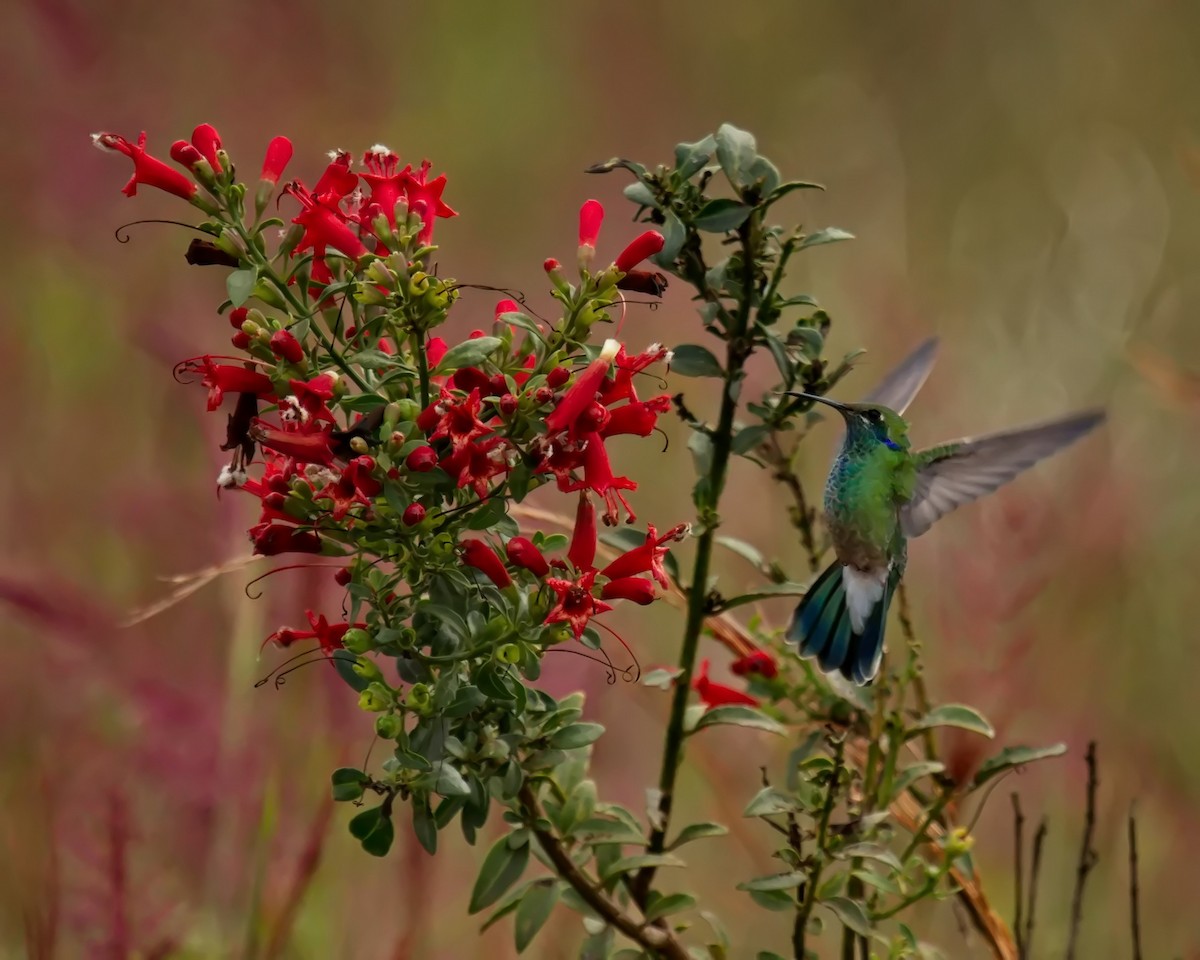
top-left (841, 565), bottom-right (887, 633)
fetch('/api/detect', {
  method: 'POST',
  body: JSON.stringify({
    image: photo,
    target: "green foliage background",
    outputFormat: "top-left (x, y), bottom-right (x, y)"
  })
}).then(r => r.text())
top-left (2, 1), bottom-right (1198, 956)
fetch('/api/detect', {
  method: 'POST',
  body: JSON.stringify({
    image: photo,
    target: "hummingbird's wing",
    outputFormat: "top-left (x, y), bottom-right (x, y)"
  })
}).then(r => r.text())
top-left (900, 409), bottom-right (1105, 538)
top-left (862, 337), bottom-right (939, 414)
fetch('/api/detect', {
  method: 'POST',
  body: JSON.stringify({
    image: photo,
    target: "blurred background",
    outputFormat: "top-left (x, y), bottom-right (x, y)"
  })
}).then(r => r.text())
top-left (3, 1), bottom-right (1199, 957)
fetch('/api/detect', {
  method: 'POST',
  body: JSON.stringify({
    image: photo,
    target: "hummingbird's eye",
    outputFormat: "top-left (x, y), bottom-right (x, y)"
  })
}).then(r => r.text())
top-left (865, 409), bottom-right (882, 423)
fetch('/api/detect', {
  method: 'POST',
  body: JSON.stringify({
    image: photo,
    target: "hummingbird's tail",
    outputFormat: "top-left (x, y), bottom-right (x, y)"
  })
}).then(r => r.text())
top-left (786, 560), bottom-right (896, 685)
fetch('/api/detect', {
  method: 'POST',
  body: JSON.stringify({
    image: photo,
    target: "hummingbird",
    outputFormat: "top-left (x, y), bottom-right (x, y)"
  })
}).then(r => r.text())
top-left (784, 339), bottom-right (1105, 685)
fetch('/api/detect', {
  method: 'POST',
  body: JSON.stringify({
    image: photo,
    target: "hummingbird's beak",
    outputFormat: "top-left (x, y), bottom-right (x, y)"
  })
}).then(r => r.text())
top-left (781, 391), bottom-right (852, 417)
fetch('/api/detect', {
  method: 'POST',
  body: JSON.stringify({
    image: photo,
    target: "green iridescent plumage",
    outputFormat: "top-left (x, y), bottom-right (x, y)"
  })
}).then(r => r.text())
top-left (785, 339), bottom-right (1105, 685)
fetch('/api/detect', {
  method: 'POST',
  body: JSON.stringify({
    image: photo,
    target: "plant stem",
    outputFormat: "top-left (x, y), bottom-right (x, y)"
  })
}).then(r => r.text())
top-left (1066, 742), bottom-right (1099, 960)
top-left (795, 738), bottom-right (844, 956)
top-left (518, 785), bottom-right (688, 960)
top-left (633, 217), bottom-right (759, 905)
top-left (412, 331), bottom-right (431, 407)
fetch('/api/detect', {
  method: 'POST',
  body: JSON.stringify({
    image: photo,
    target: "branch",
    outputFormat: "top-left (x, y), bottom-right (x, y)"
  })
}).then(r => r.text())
top-left (1128, 805), bottom-right (1143, 960)
top-left (518, 786), bottom-right (688, 960)
top-left (1066, 742), bottom-right (1099, 960)
top-left (1024, 816), bottom-right (1047, 957)
top-left (764, 431), bottom-right (820, 572)
top-left (1011, 794), bottom-right (1025, 960)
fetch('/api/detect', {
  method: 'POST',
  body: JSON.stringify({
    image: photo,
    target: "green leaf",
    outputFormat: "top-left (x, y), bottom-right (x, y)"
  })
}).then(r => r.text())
top-left (671, 343), bottom-right (724, 378)
top-left (912, 704), bottom-right (995, 739)
top-left (731, 424), bottom-right (770, 456)
top-left (761, 332), bottom-right (794, 386)
top-left (434, 336), bottom-right (503, 373)
top-left (433, 762), bottom-right (472, 797)
top-left (346, 348), bottom-right (400, 370)
top-left (748, 888), bottom-right (797, 912)
top-left (674, 135), bottom-right (716, 178)
top-left (641, 667), bottom-right (679, 690)
top-left (469, 833), bottom-right (531, 913)
top-left (338, 393), bottom-right (388, 413)
top-left (644, 892), bottom-right (698, 922)
top-left (787, 326), bottom-right (825, 358)
top-left (835, 842), bottom-right (902, 871)
top-left (331, 649), bottom-right (370, 692)
top-left (715, 123), bottom-right (757, 187)
top-left (549, 722), bottom-right (605, 750)
top-left (851, 867), bottom-right (901, 896)
top-left (716, 582), bottom-right (807, 610)
top-left (585, 156), bottom-right (647, 177)
top-left (466, 497), bottom-right (510, 531)
top-left (478, 881), bottom-right (529, 933)
top-left (798, 227), bottom-right (855, 250)
top-left (822, 896), bottom-right (872, 936)
top-left (892, 761), bottom-right (945, 796)
top-left (972, 743), bottom-right (1068, 789)
top-left (226, 268), bottom-right (256, 307)
top-left (757, 953), bottom-right (791, 960)
top-left (747, 156), bottom-right (781, 194)
top-left (715, 536), bottom-right (766, 571)
top-left (623, 181), bottom-right (658, 209)
top-left (694, 705), bottom-right (786, 737)
top-left (348, 806), bottom-right (394, 857)
top-left (744, 786), bottom-right (800, 818)
top-left (330, 767), bottom-right (367, 802)
top-left (412, 798), bottom-right (437, 854)
top-left (514, 879), bottom-right (559, 953)
top-left (694, 198), bottom-right (752, 233)
top-left (571, 817), bottom-right (647, 846)
top-left (768, 180), bottom-right (825, 202)
top-left (653, 210), bottom-right (686, 268)
top-left (688, 429), bottom-right (714, 478)
top-left (667, 821), bottom-right (728, 851)
top-left (599, 853), bottom-right (684, 884)
top-left (737, 871), bottom-right (805, 892)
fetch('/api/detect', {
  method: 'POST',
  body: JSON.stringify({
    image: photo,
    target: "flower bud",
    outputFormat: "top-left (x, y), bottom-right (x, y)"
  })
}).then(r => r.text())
top-left (402, 503), bottom-right (426, 526)
top-left (374, 714), bottom-right (402, 739)
top-left (534, 386), bottom-right (554, 405)
top-left (231, 331), bottom-right (251, 350)
top-left (349, 436), bottom-right (369, 454)
top-left (342, 627), bottom-right (373, 654)
top-left (498, 393), bottom-right (518, 417)
top-left (334, 567), bottom-right (353, 586)
top-left (614, 230), bottom-right (666, 273)
top-left (406, 445), bottom-right (438, 472)
top-left (358, 683), bottom-right (392, 712)
top-left (495, 643), bottom-right (522, 665)
top-left (461, 539), bottom-right (512, 588)
top-left (546, 366), bottom-right (570, 389)
top-left (228, 306), bottom-right (249, 330)
top-left (269, 329), bottom-right (304, 364)
top-left (506, 537), bottom-right (549, 578)
top-left (406, 683), bottom-right (431, 709)
top-left (352, 656), bottom-right (383, 681)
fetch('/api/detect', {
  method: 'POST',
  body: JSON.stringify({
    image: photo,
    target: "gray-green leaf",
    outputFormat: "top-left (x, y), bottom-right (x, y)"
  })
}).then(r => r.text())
top-left (972, 743), bottom-right (1067, 789)
top-left (644, 892), bottom-right (698, 922)
top-left (694, 198), bottom-right (752, 233)
top-left (667, 821), bottom-right (728, 850)
top-left (822, 896), bottom-right (872, 936)
top-left (469, 833), bottom-right (531, 913)
top-left (912, 704), bottom-right (995, 739)
top-left (798, 227), bottom-right (854, 250)
top-left (434, 336), bottom-right (503, 373)
top-left (671, 343), bottom-right (724, 378)
top-left (226, 268), bottom-right (256, 307)
top-left (694, 705), bottom-right (785, 736)
top-left (514, 879), bottom-right (559, 953)
top-left (549, 722), bottom-right (605, 750)
top-left (599, 853), bottom-right (684, 884)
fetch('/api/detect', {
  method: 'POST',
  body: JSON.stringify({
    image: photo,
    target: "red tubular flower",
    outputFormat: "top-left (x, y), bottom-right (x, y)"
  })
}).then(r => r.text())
top-left (544, 570), bottom-right (611, 639)
top-left (427, 337), bottom-right (448, 368)
top-left (170, 140), bottom-right (203, 168)
top-left (544, 339), bottom-right (621, 436)
top-left (92, 132), bottom-right (198, 200)
top-left (693, 658), bottom-right (759, 708)
top-left (461, 539), bottom-right (511, 588)
top-left (184, 357), bottom-right (274, 411)
top-left (494, 298), bottom-right (520, 320)
top-left (730, 650), bottom-right (779, 679)
top-left (266, 610), bottom-right (364, 656)
top-left (286, 183), bottom-right (368, 262)
top-left (569, 431), bottom-right (637, 525)
top-left (288, 373), bottom-right (337, 423)
top-left (402, 160), bottom-right (457, 244)
top-left (441, 436), bottom-right (511, 497)
top-left (191, 123), bottom-right (223, 171)
top-left (601, 576), bottom-right (656, 605)
top-left (260, 136), bottom-right (293, 184)
top-left (578, 199), bottom-right (604, 249)
top-left (614, 230), bottom-right (666, 273)
top-left (314, 474), bottom-right (371, 521)
top-left (426, 388), bottom-right (493, 451)
top-left (250, 523), bottom-right (323, 556)
top-left (599, 523), bottom-right (688, 588)
top-left (250, 422), bottom-right (336, 466)
top-left (601, 343), bottom-right (671, 406)
top-left (568, 494), bottom-right (597, 571)
top-left (602, 396), bottom-right (672, 438)
top-left (270, 329), bottom-right (304, 363)
top-left (313, 150), bottom-right (358, 199)
top-left (506, 537), bottom-right (549, 578)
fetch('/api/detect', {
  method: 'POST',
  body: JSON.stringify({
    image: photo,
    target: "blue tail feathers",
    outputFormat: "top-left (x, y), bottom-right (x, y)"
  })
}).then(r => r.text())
top-left (786, 560), bottom-right (896, 685)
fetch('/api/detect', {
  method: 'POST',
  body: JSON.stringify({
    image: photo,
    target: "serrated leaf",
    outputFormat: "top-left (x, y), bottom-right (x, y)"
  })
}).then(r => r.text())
top-left (644, 892), bottom-right (698, 922)
top-left (972, 743), bottom-right (1068, 789)
top-left (743, 786), bottom-right (800, 817)
top-left (835, 842), bottom-right (902, 871)
top-left (798, 227), bottom-right (854, 250)
top-left (912, 704), bottom-right (995, 739)
top-left (469, 833), bottom-right (531, 913)
top-left (737, 871), bottom-right (805, 892)
top-left (694, 705), bottom-right (785, 736)
top-left (822, 896), bottom-right (872, 936)
top-left (671, 343), bottom-right (724, 378)
top-left (330, 767), bottom-right (367, 802)
top-left (226, 268), bottom-right (256, 307)
top-left (695, 198), bottom-right (752, 233)
top-left (599, 853), bottom-right (684, 884)
top-left (549, 722), bottom-right (605, 750)
top-left (434, 336), bottom-right (503, 373)
top-left (667, 821), bottom-right (728, 850)
top-left (514, 879), bottom-right (559, 953)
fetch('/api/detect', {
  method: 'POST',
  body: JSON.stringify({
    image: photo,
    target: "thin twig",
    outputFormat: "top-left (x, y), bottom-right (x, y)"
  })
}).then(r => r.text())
top-left (1128, 805), bottom-right (1143, 960)
top-left (518, 785), bottom-right (688, 960)
top-left (1025, 818), bottom-right (1046, 956)
top-left (1066, 742), bottom-right (1099, 960)
top-left (765, 431), bottom-right (820, 572)
top-left (1011, 794), bottom-right (1025, 960)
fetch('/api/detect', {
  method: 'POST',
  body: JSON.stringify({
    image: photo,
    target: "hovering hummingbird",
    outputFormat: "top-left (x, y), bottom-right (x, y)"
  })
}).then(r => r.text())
top-left (784, 339), bottom-right (1104, 685)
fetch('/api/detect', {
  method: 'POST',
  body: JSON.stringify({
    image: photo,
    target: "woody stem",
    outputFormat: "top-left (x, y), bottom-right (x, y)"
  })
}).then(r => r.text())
top-left (632, 215), bottom-right (758, 905)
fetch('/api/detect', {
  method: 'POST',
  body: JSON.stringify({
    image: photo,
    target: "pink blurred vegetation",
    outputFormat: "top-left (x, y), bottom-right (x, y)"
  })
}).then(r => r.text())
top-left (3, 1), bottom-right (1200, 957)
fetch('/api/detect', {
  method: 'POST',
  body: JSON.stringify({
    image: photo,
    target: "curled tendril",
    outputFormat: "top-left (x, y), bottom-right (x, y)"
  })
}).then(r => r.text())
top-left (653, 426), bottom-right (670, 453)
top-left (546, 645), bottom-right (619, 685)
top-left (113, 218), bottom-right (212, 244)
top-left (254, 646), bottom-right (332, 688)
top-left (244, 563), bottom-right (344, 599)
top-left (593, 619), bottom-right (642, 683)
